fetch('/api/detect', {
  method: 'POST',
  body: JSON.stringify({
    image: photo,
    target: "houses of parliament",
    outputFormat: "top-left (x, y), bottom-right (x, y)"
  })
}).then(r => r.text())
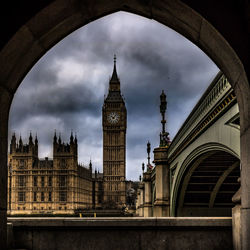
top-left (7, 57), bottom-right (131, 215)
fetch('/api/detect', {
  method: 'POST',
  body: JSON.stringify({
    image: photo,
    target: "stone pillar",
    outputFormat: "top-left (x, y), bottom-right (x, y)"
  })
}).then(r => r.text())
top-left (0, 87), bottom-right (13, 249)
top-left (138, 183), bottom-right (144, 217)
top-left (153, 146), bottom-right (170, 217)
top-left (143, 172), bottom-right (152, 217)
top-left (135, 190), bottom-right (140, 216)
top-left (241, 123), bottom-right (250, 250)
top-left (232, 181), bottom-right (241, 250)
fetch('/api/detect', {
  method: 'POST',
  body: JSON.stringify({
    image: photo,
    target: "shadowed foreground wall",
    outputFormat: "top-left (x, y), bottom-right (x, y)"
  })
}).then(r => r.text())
top-left (8, 217), bottom-right (232, 250)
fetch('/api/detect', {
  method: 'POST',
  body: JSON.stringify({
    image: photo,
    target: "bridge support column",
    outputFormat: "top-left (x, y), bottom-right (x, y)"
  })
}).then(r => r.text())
top-left (153, 147), bottom-right (170, 217)
top-left (143, 172), bottom-right (152, 217)
top-left (135, 189), bottom-right (140, 216)
top-left (138, 183), bottom-right (144, 217)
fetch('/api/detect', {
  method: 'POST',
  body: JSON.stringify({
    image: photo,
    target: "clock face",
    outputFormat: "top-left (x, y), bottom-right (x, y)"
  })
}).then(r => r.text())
top-left (107, 112), bottom-right (120, 124)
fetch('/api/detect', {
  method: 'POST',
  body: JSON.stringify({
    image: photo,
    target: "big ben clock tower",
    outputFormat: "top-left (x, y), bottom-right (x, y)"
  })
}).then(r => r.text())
top-left (102, 55), bottom-right (127, 207)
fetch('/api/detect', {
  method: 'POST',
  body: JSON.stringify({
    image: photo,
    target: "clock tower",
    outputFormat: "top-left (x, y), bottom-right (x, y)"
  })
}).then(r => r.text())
top-left (102, 56), bottom-right (127, 207)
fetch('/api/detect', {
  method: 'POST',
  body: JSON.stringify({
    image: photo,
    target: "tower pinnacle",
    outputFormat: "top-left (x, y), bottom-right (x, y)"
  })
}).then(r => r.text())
top-left (110, 54), bottom-right (119, 86)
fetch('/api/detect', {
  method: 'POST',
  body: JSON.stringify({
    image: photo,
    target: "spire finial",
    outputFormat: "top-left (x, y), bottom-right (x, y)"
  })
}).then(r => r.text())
top-left (29, 131), bottom-right (33, 144)
top-left (70, 130), bottom-right (74, 143)
top-left (19, 134), bottom-right (23, 145)
top-left (35, 133), bottom-right (38, 144)
top-left (110, 54), bottom-right (119, 84)
top-left (58, 133), bottom-right (62, 144)
top-left (54, 130), bottom-right (57, 143)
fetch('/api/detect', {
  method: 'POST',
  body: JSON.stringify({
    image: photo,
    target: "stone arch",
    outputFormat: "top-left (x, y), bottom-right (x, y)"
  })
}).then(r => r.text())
top-left (0, 0), bottom-right (249, 248)
top-left (172, 143), bottom-right (240, 216)
top-left (171, 142), bottom-right (239, 215)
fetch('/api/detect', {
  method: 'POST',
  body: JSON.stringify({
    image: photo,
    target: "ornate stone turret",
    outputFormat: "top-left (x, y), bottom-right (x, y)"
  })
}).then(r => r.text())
top-left (34, 134), bottom-right (38, 155)
top-left (29, 132), bottom-right (33, 145)
top-left (70, 131), bottom-right (74, 144)
top-left (19, 135), bottom-right (23, 147)
top-left (10, 133), bottom-right (16, 154)
top-left (53, 132), bottom-right (77, 156)
top-left (53, 131), bottom-right (57, 144)
top-left (8, 133), bottom-right (39, 176)
top-left (58, 134), bottom-right (62, 145)
top-left (35, 134), bottom-right (38, 145)
top-left (89, 160), bottom-right (92, 173)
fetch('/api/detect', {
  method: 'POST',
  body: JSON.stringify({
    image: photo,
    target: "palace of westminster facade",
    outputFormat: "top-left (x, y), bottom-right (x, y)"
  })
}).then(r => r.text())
top-left (7, 58), bottom-right (131, 215)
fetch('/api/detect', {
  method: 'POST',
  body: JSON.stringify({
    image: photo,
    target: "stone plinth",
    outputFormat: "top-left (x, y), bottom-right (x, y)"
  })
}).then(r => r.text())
top-left (138, 183), bottom-right (144, 217)
top-left (153, 146), bottom-right (170, 217)
top-left (143, 172), bottom-right (152, 217)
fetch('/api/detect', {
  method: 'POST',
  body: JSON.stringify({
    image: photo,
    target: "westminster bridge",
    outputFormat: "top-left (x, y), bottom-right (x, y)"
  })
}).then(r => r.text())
top-left (137, 72), bottom-right (240, 218)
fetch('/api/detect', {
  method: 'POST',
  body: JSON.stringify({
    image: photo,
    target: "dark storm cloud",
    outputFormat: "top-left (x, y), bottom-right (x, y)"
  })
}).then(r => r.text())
top-left (9, 12), bottom-right (219, 180)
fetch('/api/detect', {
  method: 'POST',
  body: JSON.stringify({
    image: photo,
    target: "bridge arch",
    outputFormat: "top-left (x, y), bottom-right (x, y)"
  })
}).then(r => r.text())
top-left (0, 0), bottom-right (250, 248)
top-left (172, 143), bottom-right (240, 216)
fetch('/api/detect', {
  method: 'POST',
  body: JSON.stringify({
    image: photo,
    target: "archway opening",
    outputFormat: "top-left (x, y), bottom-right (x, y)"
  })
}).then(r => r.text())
top-left (176, 151), bottom-right (240, 216)
top-left (7, 11), bottom-right (219, 216)
top-left (0, 1), bottom-right (249, 248)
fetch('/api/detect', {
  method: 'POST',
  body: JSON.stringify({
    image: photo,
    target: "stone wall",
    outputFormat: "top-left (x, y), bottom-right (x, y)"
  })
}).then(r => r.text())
top-left (8, 217), bottom-right (233, 250)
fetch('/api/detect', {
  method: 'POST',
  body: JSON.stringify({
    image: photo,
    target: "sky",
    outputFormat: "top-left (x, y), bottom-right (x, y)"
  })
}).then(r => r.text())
top-left (9, 12), bottom-right (219, 180)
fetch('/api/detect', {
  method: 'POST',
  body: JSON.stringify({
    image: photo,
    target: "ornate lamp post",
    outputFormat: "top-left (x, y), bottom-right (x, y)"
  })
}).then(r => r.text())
top-left (159, 90), bottom-right (170, 147)
top-left (147, 141), bottom-right (151, 171)
top-left (152, 90), bottom-right (170, 217)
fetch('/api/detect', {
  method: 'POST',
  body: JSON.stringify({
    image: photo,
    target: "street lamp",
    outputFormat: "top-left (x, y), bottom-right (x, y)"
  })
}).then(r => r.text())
top-left (159, 90), bottom-right (170, 147)
top-left (147, 141), bottom-right (151, 170)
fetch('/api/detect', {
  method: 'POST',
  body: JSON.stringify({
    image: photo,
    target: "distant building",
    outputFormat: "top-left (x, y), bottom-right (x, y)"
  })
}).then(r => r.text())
top-left (8, 57), bottom-right (134, 215)
top-left (7, 132), bottom-right (102, 215)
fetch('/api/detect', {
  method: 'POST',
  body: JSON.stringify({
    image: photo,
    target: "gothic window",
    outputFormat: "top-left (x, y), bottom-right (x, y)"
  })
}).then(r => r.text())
top-left (60, 159), bottom-right (67, 169)
top-left (48, 192), bottom-right (52, 202)
top-left (33, 192), bottom-right (37, 201)
top-left (33, 176), bottom-right (37, 186)
top-left (18, 192), bottom-right (25, 202)
top-left (59, 191), bottom-right (67, 202)
top-left (98, 195), bottom-right (102, 204)
top-left (41, 176), bottom-right (44, 187)
top-left (48, 176), bottom-right (52, 186)
top-left (41, 192), bottom-right (44, 201)
top-left (59, 176), bottom-right (66, 187)
top-left (18, 175), bottom-right (25, 186)
top-left (19, 159), bottom-right (25, 168)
